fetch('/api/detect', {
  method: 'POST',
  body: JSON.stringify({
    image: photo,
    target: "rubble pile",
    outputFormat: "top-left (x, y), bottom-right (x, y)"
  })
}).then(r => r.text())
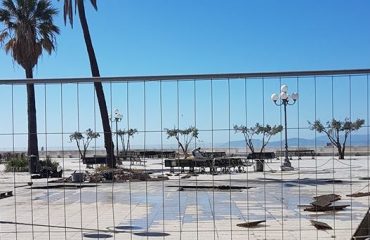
top-left (50, 168), bottom-right (169, 183)
top-left (87, 168), bottom-right (169, 183)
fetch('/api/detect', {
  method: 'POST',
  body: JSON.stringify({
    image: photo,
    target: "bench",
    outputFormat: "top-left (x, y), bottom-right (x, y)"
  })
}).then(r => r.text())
top-left (82, 156), bottom-right (107, 165)
top-left (136, 150), bottom-right (176, 159)
top-left (275, 149), bottom-right (316, 159)
top-left (165, 157), bottom-right (250, 173)
top-left (247, 152), bottom-right (276, 160)
top-left (127, 156), bottom-right (146, 165)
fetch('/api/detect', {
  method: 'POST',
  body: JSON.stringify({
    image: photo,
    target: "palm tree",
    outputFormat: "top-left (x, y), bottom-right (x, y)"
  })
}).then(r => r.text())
top-left (62, 0), bottom-right (115, 167)
top-left (0, 0), bottom-right (59, 173)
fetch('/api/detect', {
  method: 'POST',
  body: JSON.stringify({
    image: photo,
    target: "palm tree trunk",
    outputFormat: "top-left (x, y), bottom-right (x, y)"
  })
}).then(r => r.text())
top-left (25, 68), bottom-right (39, 173)
top-left (77, 0), bottom-right (115, 167)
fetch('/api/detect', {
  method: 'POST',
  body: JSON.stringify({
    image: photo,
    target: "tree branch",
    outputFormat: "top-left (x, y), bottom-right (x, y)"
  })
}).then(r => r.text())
top-left (260, 134), bottom-right (273, 154)
top-left (321, 129), bottom-right (338, 147)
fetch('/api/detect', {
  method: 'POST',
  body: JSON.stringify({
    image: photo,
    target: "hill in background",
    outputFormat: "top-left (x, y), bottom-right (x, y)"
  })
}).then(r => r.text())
top-left (223, 134), bottom-right (369, 148)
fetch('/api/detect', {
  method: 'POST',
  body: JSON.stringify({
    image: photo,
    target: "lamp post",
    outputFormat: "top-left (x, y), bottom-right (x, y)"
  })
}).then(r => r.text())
top-left (271, 85), bottom-right (299, 171)
top-left (110, 109), bottom-right (123, 159)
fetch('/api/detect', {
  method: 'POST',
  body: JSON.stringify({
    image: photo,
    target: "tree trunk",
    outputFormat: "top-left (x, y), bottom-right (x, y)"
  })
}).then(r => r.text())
top-left (341, 144), bottom-right (346, 160)
top-left (77, 0), bottom-right (115, 168)
top-left (26, 68), bottom-right (39, 174)
top-left (255, 159), bottom-right (264, 172)
top-left (339, 148), bottom-right (345, 159)
top-left (337, 145), bottom-right (344, 159)
top-left (254, 150), bottom-right (265, 172)
top-left (176, 139), bottom-right (187, 159)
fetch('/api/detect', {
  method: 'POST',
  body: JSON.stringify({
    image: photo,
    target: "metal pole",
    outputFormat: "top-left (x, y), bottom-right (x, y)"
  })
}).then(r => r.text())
top-left (115, 120), bottom-right (119, 159)
top-left (283, 101), bottom-right (291, 168)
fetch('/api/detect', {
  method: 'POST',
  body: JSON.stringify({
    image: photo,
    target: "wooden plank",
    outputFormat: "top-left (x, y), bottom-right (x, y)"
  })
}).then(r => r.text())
top-left (304, 204), bottom-right (349, 212)
top-left (347, 192), bottom-right (370, 198)
top-left (311, 194), bottom-right (341, 207)
top-left (236, 220), bottom-right (266, 228)
top-left (310, 220), bottom-right (332, 230)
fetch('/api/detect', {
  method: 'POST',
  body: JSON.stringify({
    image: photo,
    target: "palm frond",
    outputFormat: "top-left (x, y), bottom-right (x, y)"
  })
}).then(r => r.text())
top-left (90, 0), bottom-right (97, 10)
top-left (0, 9), bottom-right (11, 22)
top-left (2, 0), bottom-right (17, 16)
top-left (0, 0), bottom-right (59, 70)
top-left (60, 0), bottom-right (98, 27)
top-left (62, 0), bottom-right (73, 26)
top-left (0, 31), bottom-right (9, 43)
top-left (4, 38), bottom-right (15, 54)
top-left (40, 38), bottom-right (53, 54)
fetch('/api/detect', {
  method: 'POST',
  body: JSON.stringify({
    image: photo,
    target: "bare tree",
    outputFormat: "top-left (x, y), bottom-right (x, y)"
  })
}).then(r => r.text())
top-left (69, 129), bottom-right (100, 160)
top-left (309, 118), bottom-right (365, 159)
top-left (165, 127), bottom-right (199, 159)
top-left (117, 128), bottom-right (138, 157)
top-left (233, 123), bottom-right (283, 155)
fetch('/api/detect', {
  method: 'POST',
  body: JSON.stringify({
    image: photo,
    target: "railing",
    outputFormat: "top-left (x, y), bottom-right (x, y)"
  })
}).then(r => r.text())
top-left (0, 69), bottom-right (369, 239)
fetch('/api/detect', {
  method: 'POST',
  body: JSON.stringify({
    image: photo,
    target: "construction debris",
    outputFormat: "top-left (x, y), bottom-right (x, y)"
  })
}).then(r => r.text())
top-left (302, 194), bottom-right (349, 212)
top-left (180, 174), bottom-right (192, 179)
top-left (311, 194), bottom-right (341, 207)
top-left (47, 168), bottom-right (169, 184)
top-left (236, 220), bottom-right (266, 228)
top-left (169, 185), bottom-right (252, 192)
top-left (310, 220), bottom-right (332, 230)
top-left (85, 168), bottom-right (170, 183)
top-left (297, 204), bottom-right (312, 208)
top-left (305, 204), bottom-right (350, 212)
top-left (31, 184), bottom-right (96, 190)
top-left (352, 208), bottom-right (370, 239)
top-left (347, 192), bottom-right (370, 198)
top-left (0, 191), bottom-right (12, 199)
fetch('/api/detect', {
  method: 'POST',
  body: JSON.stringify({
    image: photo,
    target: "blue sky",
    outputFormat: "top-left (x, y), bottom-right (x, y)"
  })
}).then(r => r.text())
top-left (2, 0), bottom-right (370, 78)
top-left (0, 0), bottom-right (369, 150)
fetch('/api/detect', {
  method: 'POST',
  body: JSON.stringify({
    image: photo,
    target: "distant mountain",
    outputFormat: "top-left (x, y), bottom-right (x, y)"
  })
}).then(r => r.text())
top-left (315, 134), bottom-right (370, 145)
top-left (268, 138), bottom-right (327, 147)
top-left (223, 134), bottom-right (370, 148)
top-left (225, 139), bottom-right (262, 148)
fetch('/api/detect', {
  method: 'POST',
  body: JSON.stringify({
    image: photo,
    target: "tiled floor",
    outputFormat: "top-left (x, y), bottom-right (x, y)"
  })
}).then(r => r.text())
top-left (0, 156), bottom-right (369, 239)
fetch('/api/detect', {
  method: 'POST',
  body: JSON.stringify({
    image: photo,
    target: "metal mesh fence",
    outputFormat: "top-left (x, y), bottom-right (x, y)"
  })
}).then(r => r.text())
top-left (0, 69), bottom-right (369, 239)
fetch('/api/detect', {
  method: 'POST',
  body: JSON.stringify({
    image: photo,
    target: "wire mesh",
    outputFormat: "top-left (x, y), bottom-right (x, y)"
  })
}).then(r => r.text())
top-left (0, 70), bottom-right (369, 239)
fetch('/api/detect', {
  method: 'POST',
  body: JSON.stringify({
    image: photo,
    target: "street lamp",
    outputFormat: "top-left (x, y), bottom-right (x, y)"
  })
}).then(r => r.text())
top-left (110, 109), bottom-right (123, 159)
top-left (271, 85), bottom-right (299, 171)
